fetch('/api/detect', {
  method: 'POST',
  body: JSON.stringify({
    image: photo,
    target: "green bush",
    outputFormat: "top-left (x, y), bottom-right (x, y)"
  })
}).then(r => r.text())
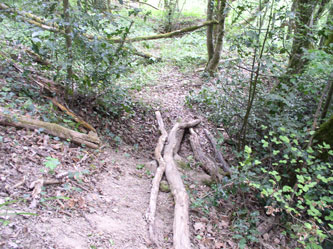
top-left (235, 127), bottom-right (332, 248)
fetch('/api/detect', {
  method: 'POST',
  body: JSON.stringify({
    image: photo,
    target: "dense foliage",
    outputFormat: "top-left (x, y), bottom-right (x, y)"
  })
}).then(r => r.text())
top-left (186, 0), bottom-right (333, 247)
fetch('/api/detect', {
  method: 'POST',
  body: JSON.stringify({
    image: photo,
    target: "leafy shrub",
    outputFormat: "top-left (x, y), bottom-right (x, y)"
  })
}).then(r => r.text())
top-left (231, 127), bottom-right (332, 248)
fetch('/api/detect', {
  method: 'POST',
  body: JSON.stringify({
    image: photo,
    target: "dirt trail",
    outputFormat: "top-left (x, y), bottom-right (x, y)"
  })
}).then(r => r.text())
top-left (34, 149), bottom-right (173, 249)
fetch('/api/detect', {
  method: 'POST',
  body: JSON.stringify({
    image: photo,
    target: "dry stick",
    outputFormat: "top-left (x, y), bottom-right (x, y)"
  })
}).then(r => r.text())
top-left (47, 97), bottom-right (96, 132)
top-left (164, 119), bottom-right (201, 249)
top-left (29, 177), bottom-right (44, 208)
top-left (204, 129), bottom-right (232, 175)
top-left (189, 128), bottom-right (221, 181)
top-left (130, 0), bottom-right (160, 10)
top-left (146, 111), bottom-right (168, 247)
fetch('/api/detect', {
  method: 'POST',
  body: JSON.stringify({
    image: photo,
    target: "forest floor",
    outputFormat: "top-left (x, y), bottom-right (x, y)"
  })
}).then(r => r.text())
top-left (0, 62), bottom-right (244, 249)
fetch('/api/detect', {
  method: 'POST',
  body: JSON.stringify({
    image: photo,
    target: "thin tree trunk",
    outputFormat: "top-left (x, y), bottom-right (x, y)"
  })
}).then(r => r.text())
top-left (163, 120), bottom-right (200, 249)
top-left (322, 2), bottom-right (333, 49)
top-left (63, 0), bottom-right (73, 93)
top-left (312, 0), bottom-right (330, 26)
top-left (206, 0), bottom-right (214, 62)
top-left (0, 3), bottom-right (217, 44)
top-left (286, 0), bottom-right (297, 41)
top-left (205, 0), bottom-right (227, 75)
top-left (238, 0), bottom-right (270, 26)
top-left (239, 0), bottom-right (275, 149)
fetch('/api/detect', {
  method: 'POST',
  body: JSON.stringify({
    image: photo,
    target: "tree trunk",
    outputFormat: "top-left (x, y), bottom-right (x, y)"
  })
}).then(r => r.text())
top-left (146, 111), bottom-right (168, 247)
top-left (322, 2), bottom-right (333, 51)
top-left (189, 128), bottom-right (221, 181)
top-left (0, 3), bottom-right (217, 44)
top-left (287, 0), bottom-right (317, 75)
top-left (63, 0), bottom-right (73, 93)
top-left (205, 0), bottom-right (227, 75)
top-left (321, 73), bottom-right (333, 121)
top-left (314, 115), bottom-right (333, 159)
top-left (286, 0), bottom-right (297, 41)
top-left (206, 0), bottom-right (214, 62)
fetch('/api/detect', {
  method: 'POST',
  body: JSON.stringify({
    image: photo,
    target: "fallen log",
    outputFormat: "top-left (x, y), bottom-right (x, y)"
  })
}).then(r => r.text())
top-left (164, 119), bottom-right (200, 249)
top-left (204, 129), bottom-right (232, 175)
top-left (0, 3), bottom-right (217, 44)
top-left (146, 111), bottom-right (168, 247)
top-left (189, 128), bottom-right (221, 181)
top-left (0, 108), bottom-right (100, 149)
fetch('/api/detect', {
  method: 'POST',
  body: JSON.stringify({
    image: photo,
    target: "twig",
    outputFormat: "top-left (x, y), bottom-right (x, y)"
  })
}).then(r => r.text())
top-left (29, 177), bottom-right (44, 208)
top-left (11, 176), bottom-right (26, 189)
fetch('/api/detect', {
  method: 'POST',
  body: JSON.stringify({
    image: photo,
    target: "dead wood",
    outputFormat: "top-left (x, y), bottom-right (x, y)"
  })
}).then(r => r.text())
top-left (204, 129), bottom-right (232, 175)
top-left (130, 0), bottom-right (160, 10)
top-left (24, 48), bottom-right (51, 66)
top-left (0, 108), bottom-right (100, 149)
top-left (189, 128), bottom-right (221, 181)
top-left (164, 119), bottom-right (200, 249)
top-left (29, 177), bottom-right (44, 208)
top-left (146, 111), bottom-right (168, 247)
top-left (47, 97), bottom-right (96, 133)
top-left (111, 20), bottom-right (218, 43)
top-left (257, 216), bottom-right (278, 235)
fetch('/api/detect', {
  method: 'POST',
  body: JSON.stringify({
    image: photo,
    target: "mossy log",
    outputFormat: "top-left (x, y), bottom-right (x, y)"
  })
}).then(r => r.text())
top-left (0, 108), bottom-right (100, 149)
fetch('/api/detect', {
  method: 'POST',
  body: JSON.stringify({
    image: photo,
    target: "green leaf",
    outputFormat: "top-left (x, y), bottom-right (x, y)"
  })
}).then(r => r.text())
top-left (261, 139), bottom-right (269, 148)
top-left (279, 135), bottom-right (290, 144)
top-left (44, 157), bottom-right (60, 173)
top-left (261, 125), bottom-right (268, 130)
top-left (136, 164), bottom-right (145, 170)
top-left (304, 222), bottom-right (312, 229)
top-left (244, 145), bottom-right (252, 154)
top-left (307, 147), bottom-right (314, 154)
top-left (282, 186), bottom-right (293, 192)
